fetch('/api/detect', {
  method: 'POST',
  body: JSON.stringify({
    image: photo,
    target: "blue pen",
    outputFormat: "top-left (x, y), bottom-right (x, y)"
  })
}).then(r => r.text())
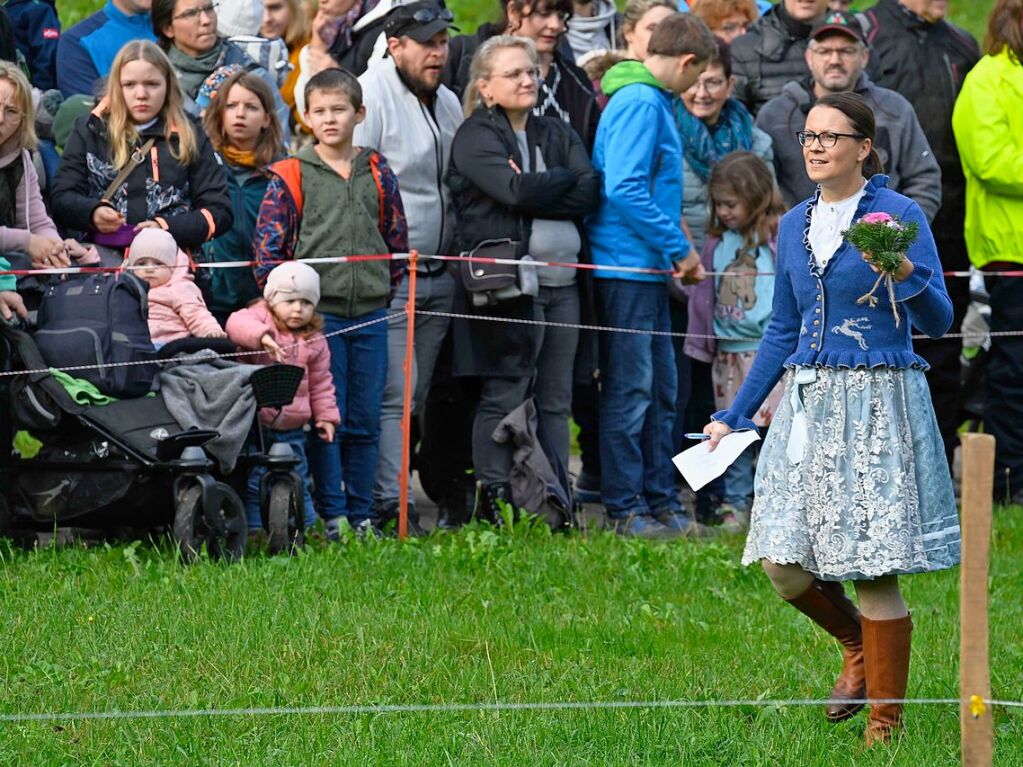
top-left (683, 433), bottom-right (711, 441)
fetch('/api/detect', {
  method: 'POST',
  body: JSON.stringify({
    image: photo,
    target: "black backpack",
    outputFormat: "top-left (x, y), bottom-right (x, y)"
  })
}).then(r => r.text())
top-left (33, 273), bottom-right (158, 398)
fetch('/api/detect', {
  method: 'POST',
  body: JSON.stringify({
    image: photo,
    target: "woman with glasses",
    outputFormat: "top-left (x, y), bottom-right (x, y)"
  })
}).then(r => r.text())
top-left (0, 62), bottom-right (97, 320)
top-left (443, 0), bottom-right (600, 150)
top-left (151, 0), bottom-right (290, 140)
top-left (677, 38), bottom-right (772, 253)
top-left (702, 91), bottom-right (958, 746)
top-left (446, 36), bottom-right (600, 523)
top-left (51, 41), bottom-right (232, 262)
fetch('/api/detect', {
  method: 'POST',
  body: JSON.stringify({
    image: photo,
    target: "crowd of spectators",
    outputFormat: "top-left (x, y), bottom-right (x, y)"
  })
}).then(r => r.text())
top-left (0, 0), bottom-right (1019, 537)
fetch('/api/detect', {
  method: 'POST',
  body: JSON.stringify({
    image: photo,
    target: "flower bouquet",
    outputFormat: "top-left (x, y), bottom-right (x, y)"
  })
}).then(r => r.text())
top-left (841, 212), bottom-right (919, 327)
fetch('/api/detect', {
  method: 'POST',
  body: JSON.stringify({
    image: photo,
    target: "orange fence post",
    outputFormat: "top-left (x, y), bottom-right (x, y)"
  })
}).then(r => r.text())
top-left (397, 251), bottom-right (418, 540)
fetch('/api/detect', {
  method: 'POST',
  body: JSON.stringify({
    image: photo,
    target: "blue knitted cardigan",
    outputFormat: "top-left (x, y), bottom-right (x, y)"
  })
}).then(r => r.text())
top-left (712, 174), bottom-right (953, 433)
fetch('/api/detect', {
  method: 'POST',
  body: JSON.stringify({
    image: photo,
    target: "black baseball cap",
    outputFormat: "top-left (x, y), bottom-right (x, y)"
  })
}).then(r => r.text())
top-left (810, 11), bottom-right (867, 45)
top-left (384, 1), bottom-right (459, 42)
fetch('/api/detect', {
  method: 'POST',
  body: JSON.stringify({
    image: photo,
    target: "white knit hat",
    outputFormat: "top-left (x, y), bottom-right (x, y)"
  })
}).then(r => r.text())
top-left (264, 262), bottom-right (321, 307)
top-left (216, 0), bottom-right (263, 38)
top-left (127, 228), bottom-right (178, 269)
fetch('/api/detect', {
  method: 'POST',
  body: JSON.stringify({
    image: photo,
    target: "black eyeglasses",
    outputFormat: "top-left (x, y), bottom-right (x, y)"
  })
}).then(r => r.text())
top-left (797, 130), bottom-right (866, 148)
top-left (411, 7), bottom-right (454, 24)
top-left (174, 2), bottom-right (218, 22)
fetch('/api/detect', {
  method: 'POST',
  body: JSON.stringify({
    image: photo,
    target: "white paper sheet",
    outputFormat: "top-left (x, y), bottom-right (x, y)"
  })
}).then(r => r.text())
top-left (672, 431), bottom-right (762, 491)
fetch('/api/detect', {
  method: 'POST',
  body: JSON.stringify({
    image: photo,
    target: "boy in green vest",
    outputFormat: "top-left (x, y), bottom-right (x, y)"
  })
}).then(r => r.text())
top-left (253, 68), bottom-right (409, 538)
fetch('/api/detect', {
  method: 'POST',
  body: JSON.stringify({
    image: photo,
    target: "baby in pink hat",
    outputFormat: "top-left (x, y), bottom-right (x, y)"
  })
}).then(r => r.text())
top-left (127, 228), bottom-right (225, 346)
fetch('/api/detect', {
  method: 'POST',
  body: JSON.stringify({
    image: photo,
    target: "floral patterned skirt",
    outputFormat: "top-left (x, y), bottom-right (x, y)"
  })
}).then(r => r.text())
top-left (742, 367), bottom-right (961, 581)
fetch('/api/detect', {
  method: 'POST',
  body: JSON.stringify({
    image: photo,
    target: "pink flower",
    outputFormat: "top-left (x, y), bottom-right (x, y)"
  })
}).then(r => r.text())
top-left (861, 212), bottom-right (894, 224)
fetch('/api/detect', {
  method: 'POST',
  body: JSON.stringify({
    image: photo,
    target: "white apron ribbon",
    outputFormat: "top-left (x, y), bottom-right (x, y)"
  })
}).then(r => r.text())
top-left (786, 367), bottom-right (818, 465)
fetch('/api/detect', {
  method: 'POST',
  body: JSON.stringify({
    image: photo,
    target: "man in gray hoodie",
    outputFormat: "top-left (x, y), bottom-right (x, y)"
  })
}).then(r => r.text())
top-left (355, 0), bottom-right (463, 534)
top-left (755, 10), bottom-right (941, 219)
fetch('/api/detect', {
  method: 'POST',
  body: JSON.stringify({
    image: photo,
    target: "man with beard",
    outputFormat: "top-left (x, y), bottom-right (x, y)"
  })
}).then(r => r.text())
top-left (755, 10), bottom-right (940, 219)
top-left (856, 0), bottom-right (980, 469)
top-left (355, 0), bottom-right (463, 535)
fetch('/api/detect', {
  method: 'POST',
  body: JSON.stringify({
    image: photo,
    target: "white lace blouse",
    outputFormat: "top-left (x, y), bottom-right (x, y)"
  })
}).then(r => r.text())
top-left (808, 182), bottom-right (867, 270)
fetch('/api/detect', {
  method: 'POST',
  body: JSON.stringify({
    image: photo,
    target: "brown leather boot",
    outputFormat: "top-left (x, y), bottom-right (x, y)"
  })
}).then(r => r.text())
top-left (862, 614), bottom-right (913, 745)
top-left (785, 579), bottom-right (866, 723)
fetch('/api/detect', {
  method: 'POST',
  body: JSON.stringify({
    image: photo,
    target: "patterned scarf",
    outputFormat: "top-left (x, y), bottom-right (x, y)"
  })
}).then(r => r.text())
top-left (675, 97), bottom-right (755, 183)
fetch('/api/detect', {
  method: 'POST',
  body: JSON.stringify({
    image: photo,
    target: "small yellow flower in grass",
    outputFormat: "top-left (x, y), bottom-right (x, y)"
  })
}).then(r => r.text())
top-left (87, 615), bottom-right (94, 624)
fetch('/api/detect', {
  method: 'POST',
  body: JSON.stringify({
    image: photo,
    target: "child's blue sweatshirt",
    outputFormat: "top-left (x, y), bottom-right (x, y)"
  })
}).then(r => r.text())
top-left (713, 230), bottom-right (776, 353)
top-left (713, 175), bottom-right (953, 432)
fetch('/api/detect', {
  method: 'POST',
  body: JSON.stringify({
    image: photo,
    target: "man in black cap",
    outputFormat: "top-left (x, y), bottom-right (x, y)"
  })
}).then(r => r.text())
top-left (755, 10), bottom-right (940, 218)
top-left (857, 0), bottom-right (980, 469)
top-left (355, 0), bottom-right (464, 534)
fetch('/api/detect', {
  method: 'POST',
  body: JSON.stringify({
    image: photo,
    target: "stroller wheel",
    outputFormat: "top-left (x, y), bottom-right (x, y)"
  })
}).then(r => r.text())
top-left (202, 485), bottom-right (247, 563)
top-left (267, 479), bottom-right (305, 555)
top-left (173, 484), bottom-right (204, 564)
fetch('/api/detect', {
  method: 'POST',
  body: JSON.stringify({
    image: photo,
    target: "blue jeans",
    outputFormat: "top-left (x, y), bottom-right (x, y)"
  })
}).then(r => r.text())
top-left (596, 279), bottom-right (679, 518)
top-left (308, 309), bottom-right (388, 525)
top-left (245, 427), bottom-right (316, 530)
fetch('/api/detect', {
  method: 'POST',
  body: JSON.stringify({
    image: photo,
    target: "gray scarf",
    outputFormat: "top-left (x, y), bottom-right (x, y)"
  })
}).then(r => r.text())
top-left (167, 38), bottom-right (226, 98)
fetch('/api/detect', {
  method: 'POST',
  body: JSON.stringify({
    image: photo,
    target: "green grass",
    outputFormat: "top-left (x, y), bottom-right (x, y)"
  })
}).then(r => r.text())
top-left (0, 511), bottom-right (1020, 765)
top-left (56, 0), bottom-right (996, 42)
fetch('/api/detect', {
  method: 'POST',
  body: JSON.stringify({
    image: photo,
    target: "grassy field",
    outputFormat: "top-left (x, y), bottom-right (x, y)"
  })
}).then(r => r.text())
top-left (0, 511), bottom-right (1020, 765)
top-left (57, 0), bottom-right (996, 43)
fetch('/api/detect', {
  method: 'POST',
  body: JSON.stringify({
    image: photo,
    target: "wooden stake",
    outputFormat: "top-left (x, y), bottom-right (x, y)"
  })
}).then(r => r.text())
top-left (960, 432), bottom-right (995, 767)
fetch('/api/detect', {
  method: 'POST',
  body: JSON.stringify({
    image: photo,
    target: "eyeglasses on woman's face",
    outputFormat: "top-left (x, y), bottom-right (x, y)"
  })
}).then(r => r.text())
top-left (174, 1), bottom-right (219, 22)
top-left (797, 129), bottom-right (865, 148)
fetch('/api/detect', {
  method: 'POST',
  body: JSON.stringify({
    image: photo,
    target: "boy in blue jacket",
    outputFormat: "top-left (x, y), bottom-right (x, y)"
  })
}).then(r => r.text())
top-left (587, 13), bottom-right (716, 539)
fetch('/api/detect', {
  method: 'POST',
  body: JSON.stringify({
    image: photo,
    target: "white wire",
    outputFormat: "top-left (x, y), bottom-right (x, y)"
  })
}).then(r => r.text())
top-left (0, 696), bottom-right (1013, 724)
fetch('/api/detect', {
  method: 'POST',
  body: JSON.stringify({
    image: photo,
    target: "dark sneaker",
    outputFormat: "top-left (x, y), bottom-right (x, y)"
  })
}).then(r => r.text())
top-left (352, 519), bottom-right (383, 539)
top-left (376, 503), bottom-right (427, 537)
top-left (715, 503), bottom-right (751, 534)
top-left (613, 514), bottom-right (681, 540)
top-left (324, 517), bottom-right (345, 542)
top-left (655, 512), bottom-right (715, 538)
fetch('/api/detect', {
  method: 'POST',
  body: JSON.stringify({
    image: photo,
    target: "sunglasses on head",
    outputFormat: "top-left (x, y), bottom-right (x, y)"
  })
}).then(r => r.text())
top-left (411, 7), bottom-right (454, 23)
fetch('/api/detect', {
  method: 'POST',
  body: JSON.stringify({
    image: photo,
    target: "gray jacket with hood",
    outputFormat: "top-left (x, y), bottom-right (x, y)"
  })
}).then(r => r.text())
top-left (755, 73), bottom-right (941, 220)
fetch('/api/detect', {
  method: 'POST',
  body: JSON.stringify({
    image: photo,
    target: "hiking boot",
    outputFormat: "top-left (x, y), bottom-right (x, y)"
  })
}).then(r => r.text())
top-left (474, 482), bottom-right (513, 526)
top-left (612, 514), bottom-right (681, 540)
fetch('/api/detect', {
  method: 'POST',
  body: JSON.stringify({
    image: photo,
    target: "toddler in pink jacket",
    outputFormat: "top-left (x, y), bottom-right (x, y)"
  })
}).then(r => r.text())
top-left (226, 261), bottom-right (341, 531)
top-left (127, 228), bottom-right (225, 346)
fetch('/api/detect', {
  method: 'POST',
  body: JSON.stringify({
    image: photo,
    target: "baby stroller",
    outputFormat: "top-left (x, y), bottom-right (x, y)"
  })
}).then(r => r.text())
top-left (0, 322), bottom-right (308, 560)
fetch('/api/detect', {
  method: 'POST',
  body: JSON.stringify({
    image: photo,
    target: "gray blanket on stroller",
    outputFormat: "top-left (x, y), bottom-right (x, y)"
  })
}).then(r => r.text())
top-left (159, 350), bottom-right (261, 472)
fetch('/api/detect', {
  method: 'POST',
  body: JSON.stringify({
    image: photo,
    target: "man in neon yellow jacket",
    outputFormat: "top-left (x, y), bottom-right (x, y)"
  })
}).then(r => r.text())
top-left (952, 5), bottom-right (1023, 501)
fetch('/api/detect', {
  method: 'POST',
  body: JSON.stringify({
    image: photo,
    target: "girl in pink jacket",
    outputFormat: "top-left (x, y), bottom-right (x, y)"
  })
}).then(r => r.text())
top-left (126, 228), bottom-right (226, 346)
top-left (227, 261), bottom-right (341, 530)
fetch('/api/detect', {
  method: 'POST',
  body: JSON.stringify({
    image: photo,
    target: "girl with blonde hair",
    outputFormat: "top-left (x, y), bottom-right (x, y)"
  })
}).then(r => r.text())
top-left (51, 41), bottom-right (232, 258)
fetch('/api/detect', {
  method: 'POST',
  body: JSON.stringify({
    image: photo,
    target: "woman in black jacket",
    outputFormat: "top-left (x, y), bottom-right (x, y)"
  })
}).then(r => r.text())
top-left (447, 35), bottom-right (600, 521)
top-left (51, 40), bottom-right (232, 258)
